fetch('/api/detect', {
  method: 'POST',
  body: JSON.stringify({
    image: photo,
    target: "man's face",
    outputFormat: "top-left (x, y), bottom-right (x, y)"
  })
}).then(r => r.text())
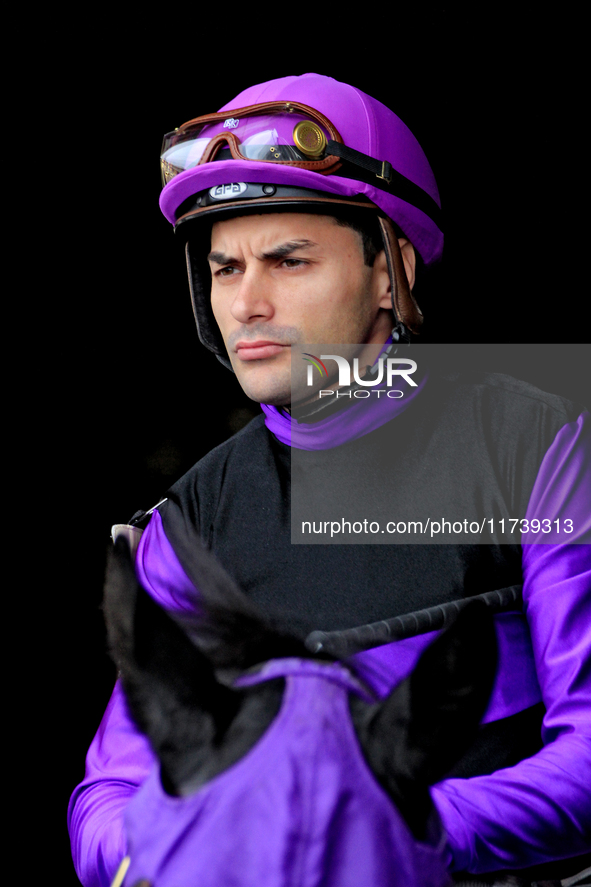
top-left (208, 212), bottom-right (396, 405)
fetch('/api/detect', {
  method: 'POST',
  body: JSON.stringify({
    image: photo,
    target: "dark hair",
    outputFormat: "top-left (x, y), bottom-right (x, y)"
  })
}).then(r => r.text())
top-left (332, 211), bottom-right (404, 267)
top-left (333, 211), bottom-right (430, 305)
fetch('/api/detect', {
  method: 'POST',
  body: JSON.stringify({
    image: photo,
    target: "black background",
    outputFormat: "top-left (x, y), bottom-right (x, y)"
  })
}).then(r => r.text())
top-left (30, 9), bottom-right (588, 882)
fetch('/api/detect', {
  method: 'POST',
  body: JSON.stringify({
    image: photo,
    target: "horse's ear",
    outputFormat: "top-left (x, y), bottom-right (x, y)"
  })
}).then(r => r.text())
top-left (103, 536), bottom-right (240, 794)
top-left (355, 600), bottom-right (497, 838)
top-left (174, 532), bottom-right (310, 670)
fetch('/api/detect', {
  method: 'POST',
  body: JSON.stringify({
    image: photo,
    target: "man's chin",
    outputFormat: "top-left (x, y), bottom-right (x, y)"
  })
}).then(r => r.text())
top-left (229, 349), bottom-right (294, 403)
top-left (245, 389), bottom-right (292, 407)
top-left (233, 369), bottom-right (292, 407)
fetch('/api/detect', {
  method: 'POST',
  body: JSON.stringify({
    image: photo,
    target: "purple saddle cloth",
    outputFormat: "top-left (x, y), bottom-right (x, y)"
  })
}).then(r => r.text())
top-left (123, 658), bottom-right (451, 887)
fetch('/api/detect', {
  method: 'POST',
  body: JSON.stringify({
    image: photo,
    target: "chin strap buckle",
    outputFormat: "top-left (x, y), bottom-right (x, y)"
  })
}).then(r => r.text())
top-left (391, 323), bottom-right (412, 346)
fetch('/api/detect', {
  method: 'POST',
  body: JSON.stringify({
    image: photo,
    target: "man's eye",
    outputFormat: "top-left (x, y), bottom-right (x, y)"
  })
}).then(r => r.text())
top-left (217, 266), bottom-right (238, 277)
top-left (282, 258), bottom-right (307, 268)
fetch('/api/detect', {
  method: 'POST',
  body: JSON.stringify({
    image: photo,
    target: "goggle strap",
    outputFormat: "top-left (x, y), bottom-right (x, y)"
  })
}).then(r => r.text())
top-left (176, 100), bottom-right (342, 142)
top-left (327, 140), bottom-right (443, 231)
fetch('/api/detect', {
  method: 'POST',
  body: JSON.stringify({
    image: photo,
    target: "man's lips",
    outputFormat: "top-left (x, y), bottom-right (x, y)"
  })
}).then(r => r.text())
top-left (235, 341), bottom-right (291, 361)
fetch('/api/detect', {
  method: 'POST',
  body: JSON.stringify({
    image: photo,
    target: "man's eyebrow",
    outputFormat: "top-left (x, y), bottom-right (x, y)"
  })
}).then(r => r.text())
top-left (207, 240), bottom-right (319, 266)
top-left (260, 240), bottom-right (319, 260)
top-left (208, 250), bottom-right (238, 266)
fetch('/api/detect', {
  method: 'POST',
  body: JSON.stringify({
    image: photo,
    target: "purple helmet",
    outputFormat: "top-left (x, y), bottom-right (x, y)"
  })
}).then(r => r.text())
top-left (159, 73), bottom-right (443, 366)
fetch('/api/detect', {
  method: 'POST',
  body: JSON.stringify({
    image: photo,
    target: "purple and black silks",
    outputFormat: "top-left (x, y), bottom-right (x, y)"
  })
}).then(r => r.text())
top-left (68, 370), bottom-right (591, 885)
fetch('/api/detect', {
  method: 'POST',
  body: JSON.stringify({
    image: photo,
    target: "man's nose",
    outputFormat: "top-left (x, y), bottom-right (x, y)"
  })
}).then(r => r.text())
top-left (230, 267), bottom-right (275, 324)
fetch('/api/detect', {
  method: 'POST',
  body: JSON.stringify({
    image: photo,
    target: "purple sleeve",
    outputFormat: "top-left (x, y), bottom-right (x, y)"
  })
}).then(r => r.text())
top-left (431, 411), bottom-right (591, 873)
top-left (67, 512), bottom-right (198, 887)
top-left (67, 683), bottom-right (154, 887)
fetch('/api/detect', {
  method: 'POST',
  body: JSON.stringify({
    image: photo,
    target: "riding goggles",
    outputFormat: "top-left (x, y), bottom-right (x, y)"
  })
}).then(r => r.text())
top-left (160, 101), bottom-right (346, 186)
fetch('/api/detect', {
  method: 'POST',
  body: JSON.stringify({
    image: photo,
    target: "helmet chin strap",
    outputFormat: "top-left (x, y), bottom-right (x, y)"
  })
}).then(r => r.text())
top-left (377, 216), bottom-right (423, 341)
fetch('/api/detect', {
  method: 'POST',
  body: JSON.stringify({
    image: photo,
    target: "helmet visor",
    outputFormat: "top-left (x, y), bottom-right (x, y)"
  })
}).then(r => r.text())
top-left (161, 102), bottom-right (340, 187)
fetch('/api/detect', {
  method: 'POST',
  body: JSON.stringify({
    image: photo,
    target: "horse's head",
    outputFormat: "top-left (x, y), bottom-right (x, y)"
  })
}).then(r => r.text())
top-left (104, 536), bottom-right (497, 887)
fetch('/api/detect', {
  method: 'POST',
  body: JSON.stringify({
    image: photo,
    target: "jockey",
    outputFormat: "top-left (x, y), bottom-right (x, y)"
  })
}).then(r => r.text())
top-left (68, 73), bottom-right (591, 886)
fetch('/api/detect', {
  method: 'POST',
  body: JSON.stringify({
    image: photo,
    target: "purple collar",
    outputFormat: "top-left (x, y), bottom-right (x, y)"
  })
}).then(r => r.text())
top-left (260, 339), bottom-right (428, 450)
